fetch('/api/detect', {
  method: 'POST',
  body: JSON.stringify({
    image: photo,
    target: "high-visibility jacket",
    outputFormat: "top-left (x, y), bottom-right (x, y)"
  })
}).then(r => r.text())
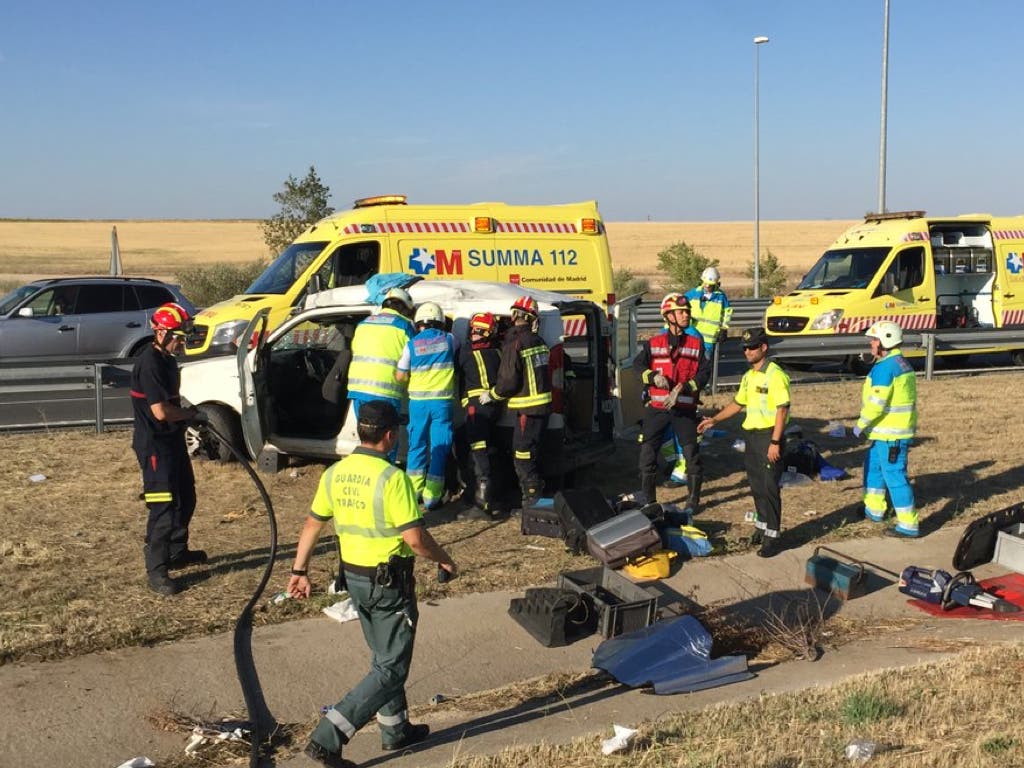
top-left (735, 360), bottom-right (791, 430)
top-left (310, 447), bottom-right (422, 568)
top-left (857, 348), bottom-right (917, 441)
top-left (460, 341), bottom-right (501, 407)
top-left (348, 309), bottom-right (414, 402)
top-left (684, 286), bottom-right (733, 346)
top-left (400, 328), bottom-right (456, 401)
top-left (640, 330), bottom-right (704, 412)
top-left (493, 324), bottom-right (552, 415)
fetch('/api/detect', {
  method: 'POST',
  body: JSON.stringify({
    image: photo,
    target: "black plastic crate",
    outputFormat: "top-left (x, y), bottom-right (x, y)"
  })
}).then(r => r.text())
top-left (521, 505), bottom-right (565, 539)
top-left (508, 587), bottom-right (595, 647)
top-left (556, 566), bottom-right (658, 638)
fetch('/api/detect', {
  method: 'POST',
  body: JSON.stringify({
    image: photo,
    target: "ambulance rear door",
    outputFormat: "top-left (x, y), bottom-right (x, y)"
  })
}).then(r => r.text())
top-left (612, 294), bottom-right (644, 435)
top-left (993, 236), bottom-right (1024, 326)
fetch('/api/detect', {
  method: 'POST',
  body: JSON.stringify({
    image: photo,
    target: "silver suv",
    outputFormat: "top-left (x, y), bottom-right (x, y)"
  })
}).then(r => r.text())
top-left (0, 276), bottom-right (197, 361)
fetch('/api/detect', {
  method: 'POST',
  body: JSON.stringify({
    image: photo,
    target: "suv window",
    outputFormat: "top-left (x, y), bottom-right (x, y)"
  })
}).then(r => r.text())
top-left (26, 286), bottom-right (80, 316)
top-left (134, 284), bottom-right (174, 309)
top-left (75, 284), bottom-right (125, 314)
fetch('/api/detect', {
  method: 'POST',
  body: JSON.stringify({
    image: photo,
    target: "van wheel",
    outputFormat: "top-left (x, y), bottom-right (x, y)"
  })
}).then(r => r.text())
top-left (188, 404), bottom-right (243, 463)
top-left (1012, 350), bottom-right (1024, 367)
top-left (844, 354), bottom-right (873, 376)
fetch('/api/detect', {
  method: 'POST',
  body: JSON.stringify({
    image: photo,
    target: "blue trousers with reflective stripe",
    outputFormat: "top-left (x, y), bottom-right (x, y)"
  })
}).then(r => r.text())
top-left (406, 399), bottom-right (452, 505)
top-left (863, 439), bottom-right (917, 535)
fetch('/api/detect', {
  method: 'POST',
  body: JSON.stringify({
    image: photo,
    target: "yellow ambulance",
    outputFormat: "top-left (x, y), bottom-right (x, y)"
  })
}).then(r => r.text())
top-left (185, 195), bottom-right (615, 357)
top-left (766, 210), bottom-right (1024, 354)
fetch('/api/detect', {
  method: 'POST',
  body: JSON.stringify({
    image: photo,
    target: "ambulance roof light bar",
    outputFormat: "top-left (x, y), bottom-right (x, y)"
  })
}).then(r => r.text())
top-left (864, 210), bottom-right (926, 222)
top-left (354, 194), bottom-right (408, 208)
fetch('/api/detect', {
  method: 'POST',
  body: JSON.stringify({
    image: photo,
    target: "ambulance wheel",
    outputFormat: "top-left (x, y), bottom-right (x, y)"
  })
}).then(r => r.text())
top-left (1012, 350), bottom-right (1024, 367)
top-left (844, 354), bottom-right (872, 376)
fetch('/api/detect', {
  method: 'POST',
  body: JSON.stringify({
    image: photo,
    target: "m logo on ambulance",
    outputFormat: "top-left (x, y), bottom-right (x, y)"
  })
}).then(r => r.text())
top-left (408, 247), bottom-right (464, 276)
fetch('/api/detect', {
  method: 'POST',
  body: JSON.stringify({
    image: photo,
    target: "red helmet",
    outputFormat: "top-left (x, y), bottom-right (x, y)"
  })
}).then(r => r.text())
top-left (151, 302), bottom-right (192, 335)
top-left (660, 292), bottom-right (690, 316)
top-left (470, 312), bottom-right (497, 336)
top-left (511, 295), bottom-right (539, 318)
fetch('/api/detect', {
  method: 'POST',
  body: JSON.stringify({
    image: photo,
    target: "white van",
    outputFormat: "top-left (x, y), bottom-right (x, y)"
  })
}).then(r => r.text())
top-left (180, 281), bottom-right (643, 483)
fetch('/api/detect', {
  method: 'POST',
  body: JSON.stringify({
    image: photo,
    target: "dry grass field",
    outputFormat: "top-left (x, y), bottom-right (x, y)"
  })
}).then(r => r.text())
top-left (0, 218), bottom-right (853, 293)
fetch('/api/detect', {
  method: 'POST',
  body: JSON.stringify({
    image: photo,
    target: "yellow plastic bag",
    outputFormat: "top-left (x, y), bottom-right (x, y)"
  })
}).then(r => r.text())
top-left (622, 549), bottom-right (677, 580)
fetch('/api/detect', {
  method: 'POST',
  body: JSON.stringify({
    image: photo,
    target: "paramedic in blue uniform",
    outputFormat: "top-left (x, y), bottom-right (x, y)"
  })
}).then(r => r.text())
top-left (130, 302), bottom-right (207, 596)
top-left (699, 327), bottom-right (791, 557)
top-left (395, 301), bottom-right (458, 510)
top-left (289, 400), bottom-right (457, 768)
top-left (634, 293), bottom-right (710, 512)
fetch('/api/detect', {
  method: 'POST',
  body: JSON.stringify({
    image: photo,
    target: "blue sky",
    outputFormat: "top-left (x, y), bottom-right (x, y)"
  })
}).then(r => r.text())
top-left (2, 1), bottom-right (1023, 221)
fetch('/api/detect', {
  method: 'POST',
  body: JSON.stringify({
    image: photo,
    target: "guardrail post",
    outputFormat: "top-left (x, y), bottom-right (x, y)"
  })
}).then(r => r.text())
top-left (924, 334), bottom-right (935, 381)
top-left (710, 344), bottom-right (720, 395)
top-left (94, 364), bottom-right (105, 433)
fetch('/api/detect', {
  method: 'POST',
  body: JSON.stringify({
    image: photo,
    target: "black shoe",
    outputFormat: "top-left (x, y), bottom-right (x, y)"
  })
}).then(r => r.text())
top-left (883, 526), bottom-right (917, 539)
top-left (749, 530), bottom-right (764, 547)
top-left (661, 478), bottom-right (686, 489)
top-left (147, 572), bottom-right (180, 596)
top-left (382, 723), bottom-right (430, 751)
top-left (757, 538), bottom-right (781, 558)
top-left (457, 505), bottom-right (490, 521)
top-left (169, 548), bottom-right (208, 568)
top-left (303, 740), bottom-right (355, 768)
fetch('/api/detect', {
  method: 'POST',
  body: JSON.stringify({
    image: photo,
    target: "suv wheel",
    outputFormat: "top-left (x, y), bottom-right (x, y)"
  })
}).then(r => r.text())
top-left (186, 404), bottom-right (243, 464)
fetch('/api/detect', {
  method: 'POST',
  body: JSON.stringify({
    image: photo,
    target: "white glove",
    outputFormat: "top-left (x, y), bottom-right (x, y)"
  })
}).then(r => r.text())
top-left (477, 390), bottom-right (493, 405)
top-left (652, 373), bottom-right (671, 389)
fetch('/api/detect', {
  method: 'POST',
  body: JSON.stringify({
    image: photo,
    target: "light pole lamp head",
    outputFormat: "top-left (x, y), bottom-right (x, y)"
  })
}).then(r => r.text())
top-left (754, 35), bottom-right (769, 45)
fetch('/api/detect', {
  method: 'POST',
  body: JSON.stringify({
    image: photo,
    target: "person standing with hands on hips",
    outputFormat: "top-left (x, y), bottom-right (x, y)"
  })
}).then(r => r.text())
top-left (130, 302), bottom-right (208, 596)
top-left (698, 327), bottom-right (790, 557)
top-left (854, 321), bottom-right (918, 538)
top-left (287, 400), bottom-right (457, 768)
top-left (634, 293), bottom-right (710, 512)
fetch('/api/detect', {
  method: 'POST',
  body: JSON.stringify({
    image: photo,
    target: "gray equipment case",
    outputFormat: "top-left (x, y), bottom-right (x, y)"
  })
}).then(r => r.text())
top-left (586, 510), bottom-right (662, 568)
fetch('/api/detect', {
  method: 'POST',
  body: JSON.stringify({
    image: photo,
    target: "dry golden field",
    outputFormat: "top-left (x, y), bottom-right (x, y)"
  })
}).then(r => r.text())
top-left (0, 218), bottom-right (854, 293)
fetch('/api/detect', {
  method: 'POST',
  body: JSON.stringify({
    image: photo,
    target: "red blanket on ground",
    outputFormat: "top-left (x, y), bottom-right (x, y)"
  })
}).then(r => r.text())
top-left (907, 571), bottom-right (1024, 621)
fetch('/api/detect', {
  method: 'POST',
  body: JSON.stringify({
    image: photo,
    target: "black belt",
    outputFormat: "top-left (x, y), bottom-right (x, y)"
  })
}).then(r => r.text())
top-left (342, 558), bottom-right (414, 578)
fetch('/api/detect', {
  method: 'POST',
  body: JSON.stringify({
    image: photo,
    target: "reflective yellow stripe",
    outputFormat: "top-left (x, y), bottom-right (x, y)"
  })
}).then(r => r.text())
top-left (144, 492), bottom-right (173, 502)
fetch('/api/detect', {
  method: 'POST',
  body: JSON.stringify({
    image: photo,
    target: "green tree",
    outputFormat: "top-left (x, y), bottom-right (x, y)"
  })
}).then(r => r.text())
top-left (260, 166), bottom-right (334, 256)
top-left (176, 259), bottom-right (268, 307)
top-left (656, 241), bottom-right (717, 291)
top-left (612, 267), bottom-right (650, 298)
top-left (743, 249), bottom-right (789, 298)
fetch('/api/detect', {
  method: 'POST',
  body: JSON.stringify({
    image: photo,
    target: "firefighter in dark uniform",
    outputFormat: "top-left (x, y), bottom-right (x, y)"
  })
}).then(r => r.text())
top-left (288, 400), bottom-right (457, 768)
top-left (699, 327), bottom-right (791, 557)
top-left (634, 293), bottom-right (711, 512)
top-left (458, 312), bottom-right (502, 519)
top-left (130, 302), bottom-right (207, 596)
top-left (490, 296), bottom-right (552, 509)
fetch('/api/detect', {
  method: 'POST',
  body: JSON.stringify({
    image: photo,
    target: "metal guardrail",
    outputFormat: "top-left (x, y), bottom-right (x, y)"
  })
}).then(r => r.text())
top-left (636, 298), bottom-right (770, 332)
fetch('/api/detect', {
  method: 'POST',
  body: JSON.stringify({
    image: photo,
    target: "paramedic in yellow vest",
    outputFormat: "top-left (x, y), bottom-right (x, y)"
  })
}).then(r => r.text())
top-left (699, 327), bottom-right (790, 557)
top-left (684, 266), bottom-right (733, 359)
top-left (854, 321), bottom-right (918, 538)
top-left (395, 302), bottom-right (458, 511)
top-left (488, 295), bottom-right (552, 509)
top-left (347, 287), bottom-right (415, 418)
top-left (287, 400), bottom-right (457, 767)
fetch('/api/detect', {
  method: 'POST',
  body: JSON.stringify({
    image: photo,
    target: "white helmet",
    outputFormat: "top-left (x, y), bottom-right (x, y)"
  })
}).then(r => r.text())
top-left (414, 301), bottom-right (444, 326)
top-left (865, 320), bottom-right (903, 349)
top-left (701, 267), bottom-right (721, 285)
top-left (383, 287), bottom-right (414, 312)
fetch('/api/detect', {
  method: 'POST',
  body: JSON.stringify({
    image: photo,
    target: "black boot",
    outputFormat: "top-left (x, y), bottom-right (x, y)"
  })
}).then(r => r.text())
top-left (474, 477), bottom-right (491, 511)
top-left (685, 475), bottom-right (703, 515)
top-left (147, 570), bottom-right (180, 596)
top-left (640, 473), bottom-right (657, 507)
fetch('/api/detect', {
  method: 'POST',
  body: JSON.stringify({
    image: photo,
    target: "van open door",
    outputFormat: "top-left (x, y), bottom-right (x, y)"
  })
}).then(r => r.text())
top-left (238, 308), bottom-right (272, 459)
top-left (612, 294), bottom-right (644, 435)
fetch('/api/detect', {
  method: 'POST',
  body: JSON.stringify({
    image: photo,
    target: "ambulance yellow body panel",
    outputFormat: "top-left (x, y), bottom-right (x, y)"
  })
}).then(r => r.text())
top-left (766, 211), bottom-right (1024, 347)
top-left (186, 196), bottom-right (614, 357)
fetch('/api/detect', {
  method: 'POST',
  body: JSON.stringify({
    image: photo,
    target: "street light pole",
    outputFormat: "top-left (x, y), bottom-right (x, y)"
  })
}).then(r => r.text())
top-left (753, 35), bottom-right (769, 299)
top-left (877, 0), bottom-right (891, 214)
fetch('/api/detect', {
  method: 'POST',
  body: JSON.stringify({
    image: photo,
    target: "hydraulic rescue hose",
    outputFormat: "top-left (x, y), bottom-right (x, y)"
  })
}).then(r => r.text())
top-left (203, 421), bottom-right (278, 768)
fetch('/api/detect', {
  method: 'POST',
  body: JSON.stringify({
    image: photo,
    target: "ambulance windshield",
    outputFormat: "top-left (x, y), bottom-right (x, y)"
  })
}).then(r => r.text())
top-left (246, 241), bottom-right (330, 295)
top-left (797, 247), bottom-right (890, 290)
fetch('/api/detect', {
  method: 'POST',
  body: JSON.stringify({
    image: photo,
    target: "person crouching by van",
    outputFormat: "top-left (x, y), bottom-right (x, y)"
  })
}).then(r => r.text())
top-left (490, 296), bottom-right (552, 510)
top-left (348, 287), bottom-right (415, 419)
top-left (634, 293), bottom-right (710, 513)
top-left (395, 302), bottom-right (458, 511)
top-left (457, 312), bottom-right (502, 519)
top-left (698, 327), bottom-right (791, 557)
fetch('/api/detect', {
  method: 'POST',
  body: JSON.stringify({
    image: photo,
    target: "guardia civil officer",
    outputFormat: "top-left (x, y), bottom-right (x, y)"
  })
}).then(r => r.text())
top-left (684, 266), bottom-right (733, 359)
top-left (489, 296), bottom-right (552, 509)
top-left (289, 400), bottom-right (457, 768)
top-left (458, 312), bottom-right (502, 518)
top-left (634, 293), bottom-right (710, 511)
top-left (395, 302), bottom-right (458, 510)
top-left (855, 321), bottom-right (919, 537)
top-left (347, 287), bottom-right (415, 418)
top-left (698, 327), bottom-right (791, 557)
top-left (130, 303), bottom-right (207, 596)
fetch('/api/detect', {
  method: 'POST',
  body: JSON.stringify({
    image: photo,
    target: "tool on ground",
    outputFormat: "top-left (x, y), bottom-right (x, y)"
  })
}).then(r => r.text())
top-left (898, 566), bottom-right (1021, 613)
top-left (804, 546), bottom-right (866, 600)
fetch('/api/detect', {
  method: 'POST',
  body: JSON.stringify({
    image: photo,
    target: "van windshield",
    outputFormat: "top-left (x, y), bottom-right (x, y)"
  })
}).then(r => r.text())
top-left (245, 241), bottom-right (330, 295)
top-left (0, 284), bottom-right (40, 315)
top-left (797, 247), bottom-right (890, 290)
